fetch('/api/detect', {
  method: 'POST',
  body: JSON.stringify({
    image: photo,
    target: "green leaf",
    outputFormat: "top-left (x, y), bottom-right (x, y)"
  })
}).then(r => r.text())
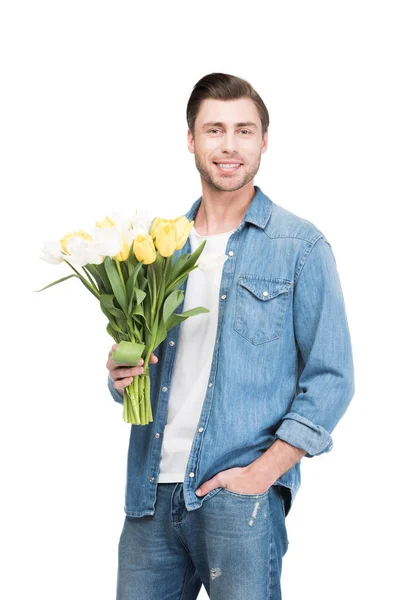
top-left (99, 303), bottom-right (125, 333)
top-left (126, 261), bottom-right (142, 299)
top-left (165, 306), bottom-right (210, 331)
top-left (132, 303), bottom-right (145, 317)
top-left (165, 272), bottom-right (190, 294)
top-left (104, 256), bottom-right (128, 315)
top-left (163, 290), bottom-right (184, 324)
top-left (77, 273), bottom-right (101, 299)
top-left (115, 316), bottom-right (130, 334)
top-left (95, 262), bottom-right (113, 294)
top-left (164, 255), bottom-right (172, 286)
top-left (168, 240), bottom-right (207, 287)
top-left (106, 322), bottom-right (119, 342)
top-left (135, 287), bottom-right (146, 304)
top-left (85, 264), bottom-right (106, 292)
top-left (126, 244), bottom-right (140, 276)
top-left (169, 253), bottom-right (191, 284)
top-left (132, 303), bottom-right (151, 335)
top-left (153, 251), bottom-right (164, 281)
top-left (147, 264), bottom-right (154, 309)
top-left (112, 341), bottom-right (146, 366)
top-left (62, 260), bottom-right (100, 299)
top-left (120, 260), bottom-right (129, 281)
top-left (100, 294), bottom-right (126, 319)
top-left (153, 318), bottom-right (167, 350)
top-left (143, 296), bottom-right (152, 334)
top-left (33, 274), bottom-right (78, 292)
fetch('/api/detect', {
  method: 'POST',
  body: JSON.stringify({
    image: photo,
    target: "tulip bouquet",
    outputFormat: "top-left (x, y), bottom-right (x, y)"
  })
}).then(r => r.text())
top-left (36, 211), bottom-right (210, 425)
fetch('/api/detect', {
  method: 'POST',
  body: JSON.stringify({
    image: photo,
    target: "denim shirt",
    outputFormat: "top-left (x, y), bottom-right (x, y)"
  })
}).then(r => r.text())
top-left (107, 185), bottom-right (355, 517)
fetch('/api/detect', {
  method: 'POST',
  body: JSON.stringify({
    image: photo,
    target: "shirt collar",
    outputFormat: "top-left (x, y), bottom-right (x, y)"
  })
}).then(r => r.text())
top-left (184, 185), bottom-right (272, 230)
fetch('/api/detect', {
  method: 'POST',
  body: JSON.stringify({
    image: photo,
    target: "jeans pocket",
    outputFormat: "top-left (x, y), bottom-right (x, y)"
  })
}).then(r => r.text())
top-left (275, 485), bottom-right (287, 517)
top-left (220, 487), bottom-right (271, 499)
top-left (234, 275), bottom-right (292, 344)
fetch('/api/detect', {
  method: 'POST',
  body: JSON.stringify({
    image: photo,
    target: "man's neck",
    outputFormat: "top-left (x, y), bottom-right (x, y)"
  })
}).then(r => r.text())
top-left (193, 180), bottom-right (256, 236)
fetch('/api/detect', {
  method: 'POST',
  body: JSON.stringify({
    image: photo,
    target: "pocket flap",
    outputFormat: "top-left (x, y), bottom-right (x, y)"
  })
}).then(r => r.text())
top-left (238, 276), bottom-right (292, 301)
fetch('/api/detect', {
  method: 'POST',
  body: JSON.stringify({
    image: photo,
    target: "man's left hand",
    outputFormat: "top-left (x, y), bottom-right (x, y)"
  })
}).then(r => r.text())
top-left (195, 465), bottom-right (272, 497)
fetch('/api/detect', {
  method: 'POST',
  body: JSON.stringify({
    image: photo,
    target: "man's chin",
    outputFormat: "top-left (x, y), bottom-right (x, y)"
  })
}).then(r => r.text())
top-left (202, 175), bottom-right (249, 193)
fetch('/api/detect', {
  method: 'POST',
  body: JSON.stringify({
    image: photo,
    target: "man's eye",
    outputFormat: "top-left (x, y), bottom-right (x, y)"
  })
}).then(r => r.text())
top-left (208, 129), bottom-right (220, 134)
top-left (240, 129), bottom-right (251, 135)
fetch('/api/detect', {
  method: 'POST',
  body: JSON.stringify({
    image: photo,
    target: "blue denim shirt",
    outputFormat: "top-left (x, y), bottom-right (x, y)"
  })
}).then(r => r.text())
top-left (107, 185), bottom-right (355, 517)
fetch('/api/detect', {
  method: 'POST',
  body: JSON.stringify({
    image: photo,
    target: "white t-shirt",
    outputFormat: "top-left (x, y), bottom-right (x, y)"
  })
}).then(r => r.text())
top-left (157, 226), bottom-right (235, 482)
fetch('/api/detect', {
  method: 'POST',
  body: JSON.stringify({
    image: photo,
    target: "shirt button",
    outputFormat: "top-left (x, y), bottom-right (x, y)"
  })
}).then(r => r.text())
top-left (155, 433), bottom-right (160, 438)
top-left (221, 294), bottom-right (227, 300)
top-left (162, 386), bottom-right (168, 392)
top-left (228, 250), bottom-right (234, 256)
top-left (149, 476), bottom-right (155, 482)
top-left (169, 340), bottom-right (175, 346)
top-left (208, 382), bottom-right (213, 388)
top-left (198, 427), bottom-right (204, 432)
top-left (189, 472), bottom-right (195, 477)
top-left (263, 291), bottom-right (269, 296)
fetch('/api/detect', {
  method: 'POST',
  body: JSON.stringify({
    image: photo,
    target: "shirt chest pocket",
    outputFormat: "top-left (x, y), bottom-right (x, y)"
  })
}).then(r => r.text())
top-left (234, 276), bottom-right (292, 344)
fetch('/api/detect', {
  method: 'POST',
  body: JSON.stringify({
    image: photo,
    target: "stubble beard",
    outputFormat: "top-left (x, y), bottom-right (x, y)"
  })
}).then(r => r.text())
top-left (194, 152), bottom-right (261, 193)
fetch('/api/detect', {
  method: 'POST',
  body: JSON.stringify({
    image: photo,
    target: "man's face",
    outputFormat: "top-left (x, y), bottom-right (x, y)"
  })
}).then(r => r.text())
top-left (187, 97), bottom-right (268, 193)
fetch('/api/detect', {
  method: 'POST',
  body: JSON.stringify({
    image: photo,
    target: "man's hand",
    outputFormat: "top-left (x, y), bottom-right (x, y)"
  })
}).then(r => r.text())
top-left (195, 439), bottom-right (306, 497)
top-left (195, 465), bottom-right (273, 497)
top-left (106, 343), bottom-right (158, 396)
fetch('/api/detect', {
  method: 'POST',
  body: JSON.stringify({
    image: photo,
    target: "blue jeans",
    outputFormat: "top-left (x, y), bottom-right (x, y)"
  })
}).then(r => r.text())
top-left (117, 482), bottom-right (289, 599)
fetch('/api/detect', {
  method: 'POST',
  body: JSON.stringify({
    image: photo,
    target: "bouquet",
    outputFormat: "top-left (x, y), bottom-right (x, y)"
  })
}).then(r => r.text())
top-left (35, 210), bottom-right (210, 425)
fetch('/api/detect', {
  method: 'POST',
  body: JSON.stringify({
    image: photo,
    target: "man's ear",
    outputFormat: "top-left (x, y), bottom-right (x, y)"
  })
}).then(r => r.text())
top-left (261, 130), bottom-right (268, 154)
top-left (187, 129), bottom-right (195, 154)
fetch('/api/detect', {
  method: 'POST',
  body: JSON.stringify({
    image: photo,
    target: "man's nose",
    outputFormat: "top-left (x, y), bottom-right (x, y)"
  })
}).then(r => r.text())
top-left (220, 131), bottom-right (238, 154)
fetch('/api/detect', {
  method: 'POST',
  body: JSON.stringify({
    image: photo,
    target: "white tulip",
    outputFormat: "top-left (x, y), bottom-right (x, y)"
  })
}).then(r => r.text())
top-left (90, 226), bottom-right (122, 258)
top-left (67, 236), bottom-right (104, 266)
top-left (39, 240), bottom-right (65, 264)
top-left (197, 252), bottom-right (229, 272)
top-left (110, 209), bottom-right (152, 236)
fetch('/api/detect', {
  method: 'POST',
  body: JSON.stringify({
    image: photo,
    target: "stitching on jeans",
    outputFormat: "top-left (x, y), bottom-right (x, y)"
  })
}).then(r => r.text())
top-left (267, 491), bottom-right (273, 600)
top-left (179, 561), bottom-right (191, 600)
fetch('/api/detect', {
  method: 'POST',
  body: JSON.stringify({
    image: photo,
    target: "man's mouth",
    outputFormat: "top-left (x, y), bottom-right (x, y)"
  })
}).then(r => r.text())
top-left (213, 162), bottom-right (242, 173)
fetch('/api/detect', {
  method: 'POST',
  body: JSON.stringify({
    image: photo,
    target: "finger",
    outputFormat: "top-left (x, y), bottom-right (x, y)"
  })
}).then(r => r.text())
top-left (108, 343), bottom-right (119, 359)
top-left (110, 357), bottom-right (144, 368)
top-left (149, 353), bottom-right (158, 363)
top-left (113, 365), bottom-right (144, 379)
top-left (113, 376), bottom-right (134, 390)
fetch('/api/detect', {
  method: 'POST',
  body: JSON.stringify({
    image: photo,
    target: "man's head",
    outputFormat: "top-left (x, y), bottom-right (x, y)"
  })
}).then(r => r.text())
top-left (186, 73), bottom-right (269, 193)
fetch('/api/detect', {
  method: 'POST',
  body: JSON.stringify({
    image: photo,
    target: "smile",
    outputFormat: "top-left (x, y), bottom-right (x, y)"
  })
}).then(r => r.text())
top-left (214, 163), bottom-right (242, 173)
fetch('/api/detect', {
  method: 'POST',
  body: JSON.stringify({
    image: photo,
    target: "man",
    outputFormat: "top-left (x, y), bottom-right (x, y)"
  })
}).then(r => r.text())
top-left (107, 72), bottom-right (355, 600)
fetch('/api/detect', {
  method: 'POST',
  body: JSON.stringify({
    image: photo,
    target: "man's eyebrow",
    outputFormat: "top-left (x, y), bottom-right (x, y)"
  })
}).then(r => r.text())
top-left (201, 121), bottom-right (258, 129)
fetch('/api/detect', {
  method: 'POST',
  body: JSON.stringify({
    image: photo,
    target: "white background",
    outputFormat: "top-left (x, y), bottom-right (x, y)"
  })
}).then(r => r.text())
top-left (1, 1), bottom-right (399, 598)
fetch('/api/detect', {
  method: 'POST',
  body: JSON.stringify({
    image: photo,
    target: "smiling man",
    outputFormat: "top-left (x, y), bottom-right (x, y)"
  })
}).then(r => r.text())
top-left (107, 73), bottom-right (355, 599)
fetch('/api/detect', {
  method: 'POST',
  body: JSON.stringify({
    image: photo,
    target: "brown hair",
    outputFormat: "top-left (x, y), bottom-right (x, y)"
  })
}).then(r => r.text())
top-left (186, 72), bottom-right (269, 137)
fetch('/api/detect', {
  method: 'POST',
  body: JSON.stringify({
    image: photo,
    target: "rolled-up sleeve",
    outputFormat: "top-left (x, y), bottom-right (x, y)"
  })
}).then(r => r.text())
top-left (107, 373), bottom-right (124, 405)
top-left (275, 236), bottom-right (355, 458)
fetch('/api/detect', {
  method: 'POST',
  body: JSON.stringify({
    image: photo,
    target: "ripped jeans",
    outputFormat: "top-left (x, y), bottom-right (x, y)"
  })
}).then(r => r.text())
top-left (116, 482), bottom-right (289, 600)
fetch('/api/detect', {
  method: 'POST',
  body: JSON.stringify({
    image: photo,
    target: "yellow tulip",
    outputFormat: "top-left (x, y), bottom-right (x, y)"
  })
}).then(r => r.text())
top-left (96, 216), bottom-right (115, 228)
top-left (150, 217), bottom-right (168, 240)
top-left (134, 234), bottom-right (157, 264)
top-left (151, 216), bottom-right (194, 256)
top-left (153, 223), bottom-right (177, 257)
top-left (173, 216), bottom-right (194, 250)
top-left (115, 238), bottom-right (130, 261)
top-left (60, 229), bottom-right (92, 255)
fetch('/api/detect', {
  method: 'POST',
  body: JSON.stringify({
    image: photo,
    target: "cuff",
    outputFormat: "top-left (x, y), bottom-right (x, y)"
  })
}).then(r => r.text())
top-left (107, 373), bottom-right (124, 405)
top-left (275, 412), bottom-right (333, 458)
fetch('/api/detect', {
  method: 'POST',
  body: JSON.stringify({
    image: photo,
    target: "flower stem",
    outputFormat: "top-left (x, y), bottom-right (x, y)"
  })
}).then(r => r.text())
top-left (115, 259), bottom-right (126, 291)
top-left (64, 260), bottom-right (100, 299)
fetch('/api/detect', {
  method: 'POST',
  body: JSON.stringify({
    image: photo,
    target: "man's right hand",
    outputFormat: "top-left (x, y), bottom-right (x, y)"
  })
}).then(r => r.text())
top-left (106, 343), bottom-right (159, 396)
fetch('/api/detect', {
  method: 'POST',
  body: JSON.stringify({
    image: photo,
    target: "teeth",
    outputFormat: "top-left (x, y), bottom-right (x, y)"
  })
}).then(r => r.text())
top-left (217, 163), bottom-right (241, 169)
